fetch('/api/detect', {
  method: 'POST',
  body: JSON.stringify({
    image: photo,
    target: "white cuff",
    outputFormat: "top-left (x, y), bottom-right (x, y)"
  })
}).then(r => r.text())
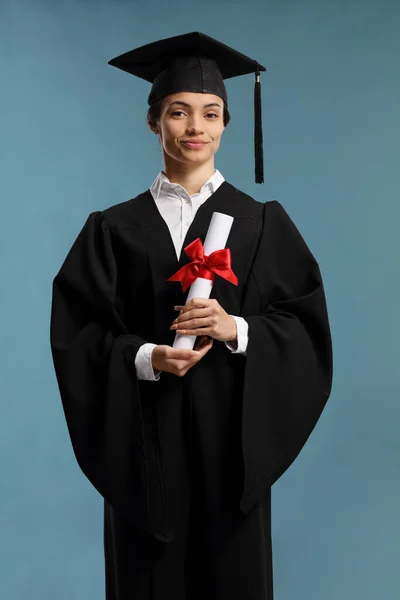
top-left (224, 316), bottom-right (248, 355)
top-left (134, 343), bottom-right (161, 381)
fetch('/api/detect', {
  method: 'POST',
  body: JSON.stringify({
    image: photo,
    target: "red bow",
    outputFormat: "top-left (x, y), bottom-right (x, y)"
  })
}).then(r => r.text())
top-left (168, 237), bottom-right (239, 292)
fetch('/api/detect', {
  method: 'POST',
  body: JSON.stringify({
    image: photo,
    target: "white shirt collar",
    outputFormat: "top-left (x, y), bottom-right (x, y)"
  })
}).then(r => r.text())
top-left (149, 169), bottom-right (225, 202)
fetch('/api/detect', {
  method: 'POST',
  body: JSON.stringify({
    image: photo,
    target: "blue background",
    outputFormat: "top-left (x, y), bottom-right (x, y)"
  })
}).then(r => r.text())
top-left (1, 0), bottom-right (399, 598)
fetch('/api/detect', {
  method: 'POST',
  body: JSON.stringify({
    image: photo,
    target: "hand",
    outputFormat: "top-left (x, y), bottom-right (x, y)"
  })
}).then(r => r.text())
top-left (151, 335), bottom-right (213, 377)
top-left (170, 297), bottom-right (238, 344)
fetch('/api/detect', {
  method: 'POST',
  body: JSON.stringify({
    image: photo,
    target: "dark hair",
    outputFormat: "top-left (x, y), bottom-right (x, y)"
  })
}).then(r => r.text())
top-left (146, 98), bottom-right (231, 134)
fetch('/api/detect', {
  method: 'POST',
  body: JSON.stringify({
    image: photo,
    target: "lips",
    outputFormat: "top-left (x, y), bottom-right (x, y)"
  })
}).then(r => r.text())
top-left (181, 141), bottom-right (208, 148)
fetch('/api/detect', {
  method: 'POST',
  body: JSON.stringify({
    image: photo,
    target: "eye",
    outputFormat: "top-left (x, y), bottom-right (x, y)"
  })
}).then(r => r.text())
top-left (171, 111), bottom-right (219, 118)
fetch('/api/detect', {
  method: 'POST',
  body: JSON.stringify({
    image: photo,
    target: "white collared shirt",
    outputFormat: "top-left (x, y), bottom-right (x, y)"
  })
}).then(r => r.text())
top-left (135, 168), bottom-right (249, 381)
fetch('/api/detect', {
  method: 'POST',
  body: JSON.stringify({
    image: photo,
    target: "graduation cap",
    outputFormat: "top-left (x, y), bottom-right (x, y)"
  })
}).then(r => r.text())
top-left (108, 31), bottom-right (267, 184)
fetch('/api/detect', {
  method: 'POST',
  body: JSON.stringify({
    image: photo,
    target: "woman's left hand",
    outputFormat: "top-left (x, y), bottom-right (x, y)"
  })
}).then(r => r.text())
top-left (170, 297), bottom-right (237, 343)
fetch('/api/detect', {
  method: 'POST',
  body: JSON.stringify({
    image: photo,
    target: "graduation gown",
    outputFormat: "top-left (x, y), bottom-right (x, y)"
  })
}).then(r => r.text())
top-left (50, 181), bottom-right (333, 598)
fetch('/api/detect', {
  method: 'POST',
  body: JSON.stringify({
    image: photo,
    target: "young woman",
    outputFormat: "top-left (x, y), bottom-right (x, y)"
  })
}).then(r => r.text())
top-left (50, 31), bottom-right (333, 600)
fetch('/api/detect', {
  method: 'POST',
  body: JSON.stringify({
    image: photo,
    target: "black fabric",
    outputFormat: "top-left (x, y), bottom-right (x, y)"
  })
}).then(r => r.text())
top-left (239, 198), bottom-right (333, 512)
top-left (103, 369), bottom-right (273, 600)
top-left (107, 31), bottom-right (266, 88)
top-left (50, 181), bottom-right (333, 599)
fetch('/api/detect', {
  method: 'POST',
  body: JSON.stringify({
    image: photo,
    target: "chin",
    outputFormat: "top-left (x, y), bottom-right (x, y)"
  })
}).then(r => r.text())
top-left (180, 146), bottom-right (214, 158)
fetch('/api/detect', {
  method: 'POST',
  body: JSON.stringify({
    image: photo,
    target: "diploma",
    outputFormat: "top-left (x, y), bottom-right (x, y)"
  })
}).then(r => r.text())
top-left (171, 212), bottom-right (235, 350)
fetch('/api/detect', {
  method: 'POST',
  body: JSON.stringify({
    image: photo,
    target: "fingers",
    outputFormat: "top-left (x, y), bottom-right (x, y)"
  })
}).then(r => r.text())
top-left (174, 298), bottom-right (218, 312)
top-left (174, 300), bottom-right (206, 312)
top-left (194, 337), bottom-right (213, 356)
top-left (166, 348), bottom-right (200, 360)
top-left (194, 335), bottom-right (213, 351)
top-left (173, 298), bottom-right (219, 322)
top-left (170, 311), bottom-right (214, 337)
top-left (155, 338), bottom-right (213, 377)
top-left (167, 338), bottom-right (212, 359)
top-left (171, 306), bottom-right (212, 326)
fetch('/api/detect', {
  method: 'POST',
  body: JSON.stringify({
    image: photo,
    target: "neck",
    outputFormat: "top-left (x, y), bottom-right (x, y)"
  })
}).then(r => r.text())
top-left (162, 158), bottom-right (216, 196)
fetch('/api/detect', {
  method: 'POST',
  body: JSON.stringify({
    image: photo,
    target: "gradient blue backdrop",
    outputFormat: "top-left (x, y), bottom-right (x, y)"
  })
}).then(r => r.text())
top-left (1, 0), bottom-right (399, 598)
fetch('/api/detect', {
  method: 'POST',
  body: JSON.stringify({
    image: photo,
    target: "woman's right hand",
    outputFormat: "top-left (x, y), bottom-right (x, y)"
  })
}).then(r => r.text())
top-left (151, 335), bottom-right (213, 377)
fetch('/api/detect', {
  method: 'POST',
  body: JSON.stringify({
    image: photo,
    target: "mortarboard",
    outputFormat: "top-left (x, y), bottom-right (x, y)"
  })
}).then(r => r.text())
top-left (108, 31), bottom-right (266, 184)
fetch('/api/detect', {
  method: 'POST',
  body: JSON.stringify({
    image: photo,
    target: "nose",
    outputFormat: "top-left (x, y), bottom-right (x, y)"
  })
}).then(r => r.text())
top-left (186, 114), bottom-right (205, 134)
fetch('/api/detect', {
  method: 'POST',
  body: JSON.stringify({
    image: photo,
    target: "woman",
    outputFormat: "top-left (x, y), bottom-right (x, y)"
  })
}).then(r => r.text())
top-left (50, 31), bottom-right (333, 600)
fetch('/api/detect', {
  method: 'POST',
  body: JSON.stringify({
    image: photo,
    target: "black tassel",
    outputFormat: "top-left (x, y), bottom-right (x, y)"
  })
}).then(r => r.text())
top-left (254, 67), bottom-right (264, 184)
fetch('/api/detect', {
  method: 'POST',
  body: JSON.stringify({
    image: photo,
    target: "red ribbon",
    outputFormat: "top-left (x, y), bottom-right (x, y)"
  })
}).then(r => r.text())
top-left (167, 237), bottom-right (239, 292)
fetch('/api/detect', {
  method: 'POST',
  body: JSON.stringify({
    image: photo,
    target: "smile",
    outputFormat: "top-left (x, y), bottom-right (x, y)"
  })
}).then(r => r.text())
top-left (181, 142), bottom-right (208, 149)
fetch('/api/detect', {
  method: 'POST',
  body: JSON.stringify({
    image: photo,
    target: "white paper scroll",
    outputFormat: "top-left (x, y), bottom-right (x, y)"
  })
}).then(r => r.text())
top-left (173, 211), bottom-right (234, 350)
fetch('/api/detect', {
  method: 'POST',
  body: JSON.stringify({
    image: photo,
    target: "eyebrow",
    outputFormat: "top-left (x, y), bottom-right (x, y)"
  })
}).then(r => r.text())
top-left (168, 101), bottom-right (222, 109)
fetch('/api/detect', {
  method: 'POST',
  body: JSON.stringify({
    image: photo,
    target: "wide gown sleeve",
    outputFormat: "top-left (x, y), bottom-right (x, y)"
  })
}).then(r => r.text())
top-left (240, 200), bottom-right (333, 512)
top-left (50, 210), bottom-right (154, 531)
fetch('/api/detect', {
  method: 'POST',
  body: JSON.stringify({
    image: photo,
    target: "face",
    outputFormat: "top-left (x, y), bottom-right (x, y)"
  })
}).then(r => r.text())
top-left (155, 92), bottom-right (226, 167)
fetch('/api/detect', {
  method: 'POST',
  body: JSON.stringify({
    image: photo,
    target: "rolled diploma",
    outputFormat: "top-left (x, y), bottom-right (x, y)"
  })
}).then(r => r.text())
top-left (173, 211), bottom-right (234, 350)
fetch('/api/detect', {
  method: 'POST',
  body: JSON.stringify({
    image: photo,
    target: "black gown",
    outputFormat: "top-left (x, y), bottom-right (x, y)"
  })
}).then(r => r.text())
top-left (50, 181), bottom-right (333, 599)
